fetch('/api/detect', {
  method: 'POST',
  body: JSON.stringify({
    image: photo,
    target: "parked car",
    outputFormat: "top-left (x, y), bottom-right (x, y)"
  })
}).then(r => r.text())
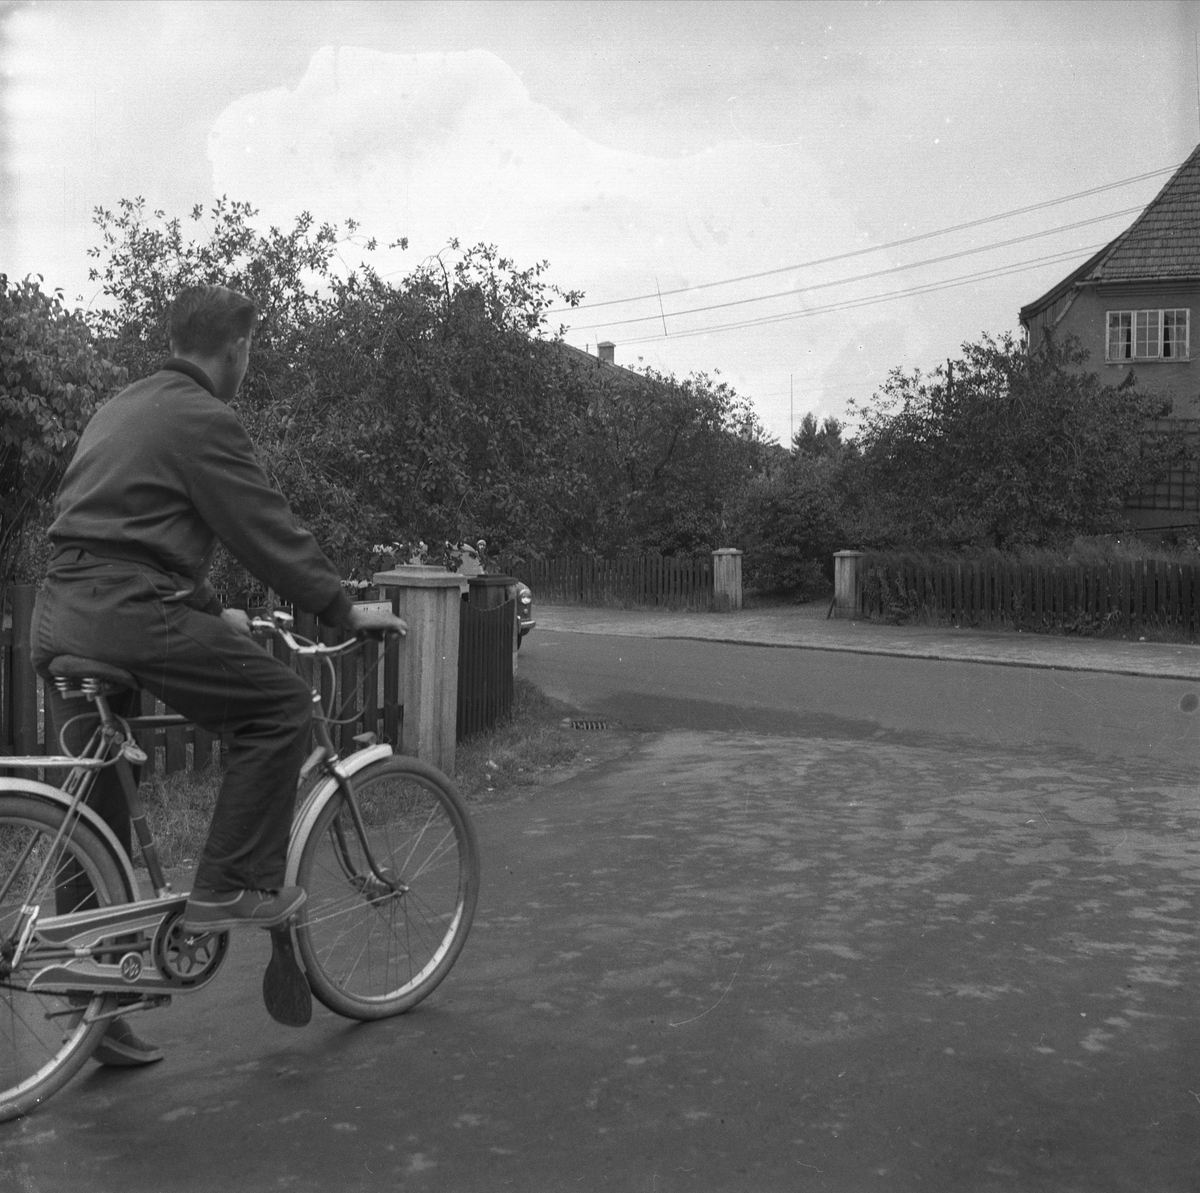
top-left (515, 580), bottom-right (536, 649)
top-left (451, 541), bottom-right (536, 649)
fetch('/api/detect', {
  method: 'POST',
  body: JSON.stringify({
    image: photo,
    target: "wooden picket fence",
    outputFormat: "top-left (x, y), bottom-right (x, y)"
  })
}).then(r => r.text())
top-left (859, 553), bottom-right (1200, 635)
top-left (1, 583), bottom-right (513, 775)
top-left (457, 599), bottom-right (514, 742)
top-left (510, 554), bottom-right (714, 610)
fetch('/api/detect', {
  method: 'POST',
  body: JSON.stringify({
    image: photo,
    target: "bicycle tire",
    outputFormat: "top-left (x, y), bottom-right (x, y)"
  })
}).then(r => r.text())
top-left (293, 756), bottom-right (480, 1020)
top-left (0, 792), bottom-right (128, 1121)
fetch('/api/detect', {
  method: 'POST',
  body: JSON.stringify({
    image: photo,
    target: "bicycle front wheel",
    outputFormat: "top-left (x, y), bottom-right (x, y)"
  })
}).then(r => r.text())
top-left (0, 793), bottom-right (127, 1121)
top-left (294, 756), bottom-right (480, 1020)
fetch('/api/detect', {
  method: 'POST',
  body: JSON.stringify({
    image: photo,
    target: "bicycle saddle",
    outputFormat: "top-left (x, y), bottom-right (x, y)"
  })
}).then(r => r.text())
top-left (47, 655), bottom-right (139, 691)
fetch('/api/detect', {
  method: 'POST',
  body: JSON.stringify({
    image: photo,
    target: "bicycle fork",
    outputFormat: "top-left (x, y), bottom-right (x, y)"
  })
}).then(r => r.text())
top-left (306, 699), bottom-right (406, 899)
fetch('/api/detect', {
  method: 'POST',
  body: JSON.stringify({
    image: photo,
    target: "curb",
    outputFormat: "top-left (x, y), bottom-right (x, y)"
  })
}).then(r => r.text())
top-left (536, 619), bottom-right (1200, 683)
top-left (652, 633), bottom-right (1200, 682)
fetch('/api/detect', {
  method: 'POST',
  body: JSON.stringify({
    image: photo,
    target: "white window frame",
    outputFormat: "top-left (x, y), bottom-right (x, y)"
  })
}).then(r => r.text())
top-left (1106, 308), bottom-right (1190, 362)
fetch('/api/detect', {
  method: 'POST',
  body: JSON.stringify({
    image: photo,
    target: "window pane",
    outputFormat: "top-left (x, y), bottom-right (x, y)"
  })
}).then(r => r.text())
top-left (1163, 309), bottom-right (1189, 359)
top-left (1135, 309), bottom-right (1159, 358)
top-left (1107, 311), bottom-right (1132, 360)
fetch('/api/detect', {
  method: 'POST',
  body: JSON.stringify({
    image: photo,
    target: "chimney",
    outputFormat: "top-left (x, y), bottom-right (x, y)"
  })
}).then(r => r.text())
top-left (597, 341), bottom-right (615, 365)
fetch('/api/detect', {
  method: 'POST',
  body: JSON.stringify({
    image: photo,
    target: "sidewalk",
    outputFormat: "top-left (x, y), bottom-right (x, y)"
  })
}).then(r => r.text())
top-left (535, 602), bottom-right (1200, 681)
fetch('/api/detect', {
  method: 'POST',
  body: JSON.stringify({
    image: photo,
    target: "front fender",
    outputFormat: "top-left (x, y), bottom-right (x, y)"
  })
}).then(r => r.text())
top-left (0, 778), bottom-right (139, 901)
top-left (285, 743), bottom-right (394, 872)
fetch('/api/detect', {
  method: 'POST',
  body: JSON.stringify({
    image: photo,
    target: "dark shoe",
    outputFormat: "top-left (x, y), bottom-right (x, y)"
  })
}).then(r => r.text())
top-left (182, 886), bottom-right (307, 932)
top-left (92, 1017), bottom-right (164, 1067)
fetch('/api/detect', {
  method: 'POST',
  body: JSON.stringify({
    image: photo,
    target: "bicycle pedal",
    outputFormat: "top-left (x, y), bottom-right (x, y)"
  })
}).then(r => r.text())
top-left (262, 927), bottom-right (311, 1028)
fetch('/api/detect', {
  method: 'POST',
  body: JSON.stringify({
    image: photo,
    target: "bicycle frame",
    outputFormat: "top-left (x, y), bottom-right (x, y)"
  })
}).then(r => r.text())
top-left (0, 685), bottom-right (171, 931)
top-left (0, 614), bottom-right (400, 999)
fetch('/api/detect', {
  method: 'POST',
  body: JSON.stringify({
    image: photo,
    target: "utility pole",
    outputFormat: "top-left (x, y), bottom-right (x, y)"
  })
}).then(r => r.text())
top-left (790, 374), bottom-right (793, 447)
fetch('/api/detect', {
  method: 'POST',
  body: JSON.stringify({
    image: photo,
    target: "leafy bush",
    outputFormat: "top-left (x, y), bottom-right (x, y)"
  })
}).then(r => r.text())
top-left (734, 453), bottom-right (844, 599)
top-left (859, 540), bottom-right (1200, 633)
top-left (849, 332), bottom-right (1185, 550)
top-left (0, 275), bottom-right (126, 586)
top-left (83, 200), bottom-right (767, 581)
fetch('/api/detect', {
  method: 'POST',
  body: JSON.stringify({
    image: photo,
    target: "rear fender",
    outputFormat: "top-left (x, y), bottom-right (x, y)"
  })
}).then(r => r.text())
top-left (0, 778), bottom-right (139, 901)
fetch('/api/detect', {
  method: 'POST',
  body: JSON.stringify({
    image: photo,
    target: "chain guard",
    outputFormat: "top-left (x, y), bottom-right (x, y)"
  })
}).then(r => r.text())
top-left (24, 895), bottom-right (229, 994)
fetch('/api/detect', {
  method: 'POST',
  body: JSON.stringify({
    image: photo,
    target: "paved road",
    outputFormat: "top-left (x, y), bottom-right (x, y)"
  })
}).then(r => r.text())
top-left (535, 603), bottom-right (1200, 681)
top-left (524, 626), bottom-right (1200, 766)
top-left (5, 625), bottom-right (1200, 1191)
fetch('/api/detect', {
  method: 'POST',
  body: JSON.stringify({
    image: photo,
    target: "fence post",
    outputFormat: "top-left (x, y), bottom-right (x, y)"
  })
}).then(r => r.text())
top-left (832, 550), bottom-right (863, 619)
top-left (712, 548), bottom-right (743, 613)
top-left (373, 567), bottom-right (466, 776)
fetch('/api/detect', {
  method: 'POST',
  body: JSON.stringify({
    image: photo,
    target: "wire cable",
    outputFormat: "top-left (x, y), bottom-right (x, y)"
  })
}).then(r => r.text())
top-left (604, 241), bottom-right (1108, 347)
top-left (548, 160), bottom-right (1179, 314)
top-left (566, 206), bottom-right (1140, 333)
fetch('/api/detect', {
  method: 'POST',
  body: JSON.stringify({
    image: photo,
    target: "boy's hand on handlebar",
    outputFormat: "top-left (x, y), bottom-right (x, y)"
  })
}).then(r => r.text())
top-left (347, 604), bottom-right (408, 638)
top-left (221, 608), bottom-right (253, 637)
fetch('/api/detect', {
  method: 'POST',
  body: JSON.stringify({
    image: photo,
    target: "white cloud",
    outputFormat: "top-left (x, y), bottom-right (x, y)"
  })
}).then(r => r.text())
top-left (208, 46), bottom-right (884, 329)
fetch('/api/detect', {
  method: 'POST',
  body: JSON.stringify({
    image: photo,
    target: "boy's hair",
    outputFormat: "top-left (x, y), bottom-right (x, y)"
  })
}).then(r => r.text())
top-left (168, 285), bottom-right (259, 355)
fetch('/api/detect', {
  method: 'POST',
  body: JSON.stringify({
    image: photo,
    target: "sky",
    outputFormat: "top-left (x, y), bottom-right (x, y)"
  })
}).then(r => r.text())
top-left (2, 0), bottom-right (1199, 445)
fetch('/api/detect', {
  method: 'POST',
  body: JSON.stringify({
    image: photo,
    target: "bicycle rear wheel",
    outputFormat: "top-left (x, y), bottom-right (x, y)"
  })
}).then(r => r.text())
top-left (0, 793), bottom-right (127, 1121)
top-left (294, 756), bottom-right (480, 1020)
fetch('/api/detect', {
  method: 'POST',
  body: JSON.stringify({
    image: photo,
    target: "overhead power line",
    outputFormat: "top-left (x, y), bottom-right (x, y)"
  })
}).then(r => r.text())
top-left (602, 241), bottom-right (1108, 347)
top-left (566, 205), bottom-right (1142, 333)
top-left (549, 159), bottom-right (1180, 315)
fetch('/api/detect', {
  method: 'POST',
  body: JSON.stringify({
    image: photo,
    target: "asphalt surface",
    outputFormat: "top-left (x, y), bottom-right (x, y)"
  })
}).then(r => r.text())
top-left (536, 602), bottom-right (1200, 682)
top-left (527, 620), bottom-right (1200, 768)
top-left (4, 610), bottom-right (1200, 1192)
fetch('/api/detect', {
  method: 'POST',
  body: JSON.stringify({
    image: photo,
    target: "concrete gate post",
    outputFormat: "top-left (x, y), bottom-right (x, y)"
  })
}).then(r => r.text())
top-left (832, 550), bottom-right (864, 619)
top-left (372, 566), bottom-right (468, 774)
top-left (712, 548), bottom-right (743, 612)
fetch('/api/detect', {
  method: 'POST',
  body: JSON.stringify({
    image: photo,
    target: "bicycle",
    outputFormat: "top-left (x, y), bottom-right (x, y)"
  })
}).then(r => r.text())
top-left (0, 611), bottom-right (480, 1120)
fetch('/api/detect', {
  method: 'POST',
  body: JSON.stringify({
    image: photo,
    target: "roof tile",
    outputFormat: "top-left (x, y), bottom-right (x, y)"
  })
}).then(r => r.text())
top-left (1085, 143), bottom-right (1200, 281)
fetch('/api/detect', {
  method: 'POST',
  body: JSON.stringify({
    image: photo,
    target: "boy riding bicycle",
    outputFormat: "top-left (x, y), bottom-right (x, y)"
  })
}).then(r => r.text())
top-left (30, 284), bottom-right (404, 1065)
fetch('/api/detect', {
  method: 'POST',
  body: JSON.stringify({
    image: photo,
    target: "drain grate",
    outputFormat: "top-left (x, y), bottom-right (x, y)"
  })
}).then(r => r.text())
top-left (564, 718), bottom-right (610, 731)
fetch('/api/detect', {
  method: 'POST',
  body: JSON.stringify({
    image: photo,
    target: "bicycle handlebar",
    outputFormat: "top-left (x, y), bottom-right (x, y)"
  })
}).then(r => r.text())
top-left (250, 612), bottom-right (400, 657)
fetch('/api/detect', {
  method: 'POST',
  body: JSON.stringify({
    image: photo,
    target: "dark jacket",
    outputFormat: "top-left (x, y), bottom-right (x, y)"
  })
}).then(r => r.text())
top-left (49, 358), bottom-right (353, 626)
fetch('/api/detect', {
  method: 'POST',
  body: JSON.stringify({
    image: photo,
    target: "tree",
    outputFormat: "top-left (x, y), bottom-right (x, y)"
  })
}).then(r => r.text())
top-left (287, 244), bottom-right (593, 570)
top-left (848, 332), bottom-right (1182, 549)
top-left (734, 449), bottom-right (846, 598)
top-left (84, 198), bottom-right (766, 580)
top-left (86, 202), bottom-right (593, 575)
top-left (568, 361), bottom-right (766, 555)
top-left (0, 275), bottom-right (125, 587)
top-left (791, 412), bottom-right (845, 458)
top-left (87, 197), bottom-right (350, 384)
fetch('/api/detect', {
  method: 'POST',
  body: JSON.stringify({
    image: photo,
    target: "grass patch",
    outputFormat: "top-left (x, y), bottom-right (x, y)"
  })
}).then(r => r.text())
top-left (135, 676), bottom-right (585, 870)
top-left (453, 675), bottom-right (583, 801)
top-left (140, 768), bottom-right (220, 873)
top-left (742, 587), bottom-right (832, 610)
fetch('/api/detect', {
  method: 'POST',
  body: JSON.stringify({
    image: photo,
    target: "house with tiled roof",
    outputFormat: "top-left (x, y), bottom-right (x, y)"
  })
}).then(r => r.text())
top-left (1020, 144), bottom-right (1200, 530)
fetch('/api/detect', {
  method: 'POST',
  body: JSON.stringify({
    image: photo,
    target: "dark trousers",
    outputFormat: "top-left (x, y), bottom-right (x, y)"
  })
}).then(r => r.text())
top-left (32, 554), bottom-right (312, 893)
